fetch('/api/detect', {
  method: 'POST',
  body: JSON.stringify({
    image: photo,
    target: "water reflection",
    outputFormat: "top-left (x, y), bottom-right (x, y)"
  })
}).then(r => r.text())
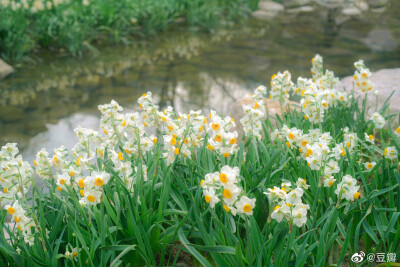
top-left (1, 1), bottom-right (399, 157)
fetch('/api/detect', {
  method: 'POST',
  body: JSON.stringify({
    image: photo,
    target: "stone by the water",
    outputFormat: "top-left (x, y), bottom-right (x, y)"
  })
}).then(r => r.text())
top-left (252, 10), bottom-right (279, 20)
top-left (362, 28), bottom-right (399, 52)
top-left (336, 68), bottom-right (400, 117)
top-left (258, 0), bottom-right (285, 12)
top-left (287, 5), bottom-right (314, 13)
top-left (342, 6), bottom-right (362, 16)
top-left (0, 59), bottom-right (14, 80)
top-left (282, 0), bottom-right (312, 8)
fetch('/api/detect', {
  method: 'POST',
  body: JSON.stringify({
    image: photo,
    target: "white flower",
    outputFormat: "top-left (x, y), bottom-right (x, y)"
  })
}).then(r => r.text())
top-left (395, 127), bottom-right (400, 137)
top-left (235, 196), bottom-right (256, 215)
top-left (269, 71), bottom-right (294, 105)
top-left (324, 160), bottom-right (340, 175)
top-left (292, 204), bottom-right (310, 227)
top-left (0, 143), bottom-right (19, 159)
top-left (370, 112), bottom-right (386, 129)
top-left (311, 54), bottom-right (324, 79)
top-left (353, 60), bottom-right (373, 93)
top-left (82, 189), bottom-right (102, 205)
top-left (296, 178), bottom-right (309, 190)
top-left (4, 200), bottom-right (25, 219)
top-left (219, 165), bottom-right (240, 184)
top-left (364, 133), bottom-right (374, 144)
top-left (285, 188), bottom-right (304, 205)
top-left (384, 146), bottom-right (397, 160)
top-left (271, 205), bottom-right (289, 222)
top-left (335, 175), bottom-right (360, 201)
top-left (323, 175), bottom-right (336, 187)
top-left (203, 187), bottom-right (220, 208)
top-left (56, 172), bottom-right (71, 191)
top-left (89, 171), bottom-right (111, 187)
top-left (222, 183), bottom-right (242, 206)
top-left (264, 186), bottom-right (286, 202)
top-left (364, 162), bottom-right (376, 170)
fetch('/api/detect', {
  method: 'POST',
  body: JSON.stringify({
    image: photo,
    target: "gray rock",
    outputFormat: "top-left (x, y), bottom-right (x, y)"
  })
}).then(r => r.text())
top-left (0, 59), bottom-right (14, 79)
top-left (355, 0), bottom-right (369, 11)
top-left (362, 28), bottom-right (399, 52)
top-left (342, 6), bottom-right (362, 16)
top-left (370, 7), bottom-right (385, 13)
top-left (286, 5), bottom-right (314, 13)
top-left (335, 14), bottom-right (351, 25)
top-left (315, 0), bottom-right (346, 8)
top-left (336, 68), bottom-right (400, 117)
top-left (258, 1), bottom-right (285, 12)
top-left (252, 10), bottom-right (279, 20)
top-left (367, 0), bottom-right (388, 8)
top-left (282, 0), bottom-right (312, 8)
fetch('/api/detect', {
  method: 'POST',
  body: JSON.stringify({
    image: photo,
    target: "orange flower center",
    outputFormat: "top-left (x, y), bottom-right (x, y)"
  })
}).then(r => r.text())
top-left (95, 178), bottom-right (104, 187)
top-left (243, 204), bottom-right (252, 213)
top-left (87, 195), bottom-right (96, 202)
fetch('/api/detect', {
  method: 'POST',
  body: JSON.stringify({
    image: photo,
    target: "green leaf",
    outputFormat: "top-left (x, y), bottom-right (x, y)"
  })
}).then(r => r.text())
top-left (110, 245), bottom-right (136, 267)
top-left (178, 229), bottom-right (213, 267)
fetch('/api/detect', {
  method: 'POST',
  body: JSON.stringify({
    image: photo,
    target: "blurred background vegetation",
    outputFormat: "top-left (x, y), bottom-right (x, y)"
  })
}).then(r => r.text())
top-left (0, 0), bottom-right (259, 62)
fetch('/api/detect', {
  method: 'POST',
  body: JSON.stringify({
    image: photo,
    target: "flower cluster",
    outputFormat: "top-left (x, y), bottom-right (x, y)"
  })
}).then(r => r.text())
top-left (0, 0), bottom-right (93, 13)
top-left (1, 0), bottom-right (68, 12)
top-left (310, 54), bottom-right (323, 80)
top-left (30, 95), bottom-right (243, 212)
top-left (269, 71), bottom-right (294, 106)
top-left (273, 125), bottom-right (359, 187)
top-left (264, 179), bottom-right (310, 228)
top-left (334, 175), bottom-right (360, 201)
top-left (0, 143), bottom-right (37, 245)
top-left (384, 146), bottom-right (398, 160)
top-left (201, 166), bottom-right (256, 215)
top-left (160, 108), bottom-right (207, 164)
top-left (298, 55), bottom-right (346, 123)
top-left (207, 111), bottom-right (239, 158)
top-left (370, 112), bottom-right (386, 129)
top-left (353, 60), bottom-right (374, 93)
top-left (240, 85), bottom-right (267, 139)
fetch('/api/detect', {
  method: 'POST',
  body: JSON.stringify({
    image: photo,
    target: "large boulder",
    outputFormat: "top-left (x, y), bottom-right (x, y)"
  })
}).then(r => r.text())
top-left (282, 0), bottom-right (312, 8)
top-left (0, 59), bottom-right (14, 79)
top-left (252, 10), bottom-right (280, 20)
top-left (258, 0), bottom-right (285, 12)
top-left (336, 68), bottom-right (400, 117)
top-left (342, 6), bottom-right (362, 16)
top-left (253, 0), bottom-right (285, 20)
top-left (362, 28), bottom-right (399, 52)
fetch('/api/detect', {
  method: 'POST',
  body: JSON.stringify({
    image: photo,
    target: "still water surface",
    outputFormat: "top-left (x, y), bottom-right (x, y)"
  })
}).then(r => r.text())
top-left (1, 2), bottom-right (399, 160)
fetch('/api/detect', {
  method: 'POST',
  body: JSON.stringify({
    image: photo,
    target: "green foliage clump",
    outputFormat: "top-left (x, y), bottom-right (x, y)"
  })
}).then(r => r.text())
top-left (0, 0), bottom-right (257, 62)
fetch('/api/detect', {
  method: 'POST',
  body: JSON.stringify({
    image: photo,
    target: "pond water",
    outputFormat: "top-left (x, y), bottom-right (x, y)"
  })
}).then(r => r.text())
top-left (1, 1), bottom-right (400, 161)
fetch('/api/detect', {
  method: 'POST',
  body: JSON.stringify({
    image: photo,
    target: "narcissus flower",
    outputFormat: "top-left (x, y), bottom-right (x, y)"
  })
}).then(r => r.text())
top-left (370, 112), bottom-right (386, 129)
top-left (364, 162), bottom-right (376, 170)
top-left (82, 189), bottom-right (102, 205)
top-left (219, 165), bottom-right (240, 184)
top-left (384, 146), bottom-right (397, 160)
top-left (364, 133), bottom-right (374, 144)
top-left (235, 196), bottom-right (256, 215)
top-left (201, 166), bottom-right (255, 216)
top-left (203, 187), bottom-right (220, 208)
top-left (335, 175), bottom-right (360, 201)
top-left (395, 127), bottom-right (400, 137)
top-left (353, 60), bottom-right (373, 93)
